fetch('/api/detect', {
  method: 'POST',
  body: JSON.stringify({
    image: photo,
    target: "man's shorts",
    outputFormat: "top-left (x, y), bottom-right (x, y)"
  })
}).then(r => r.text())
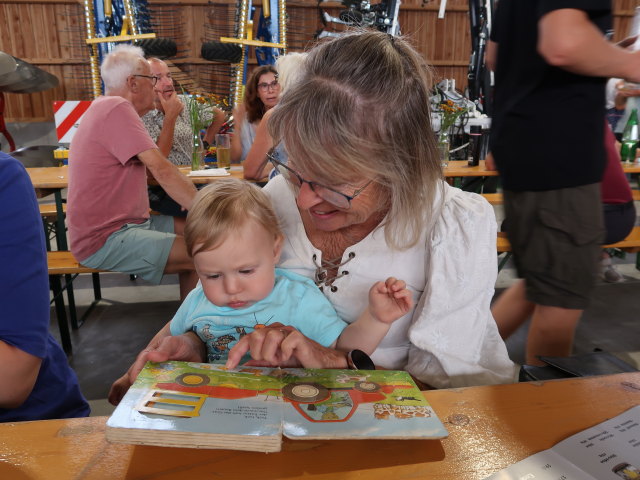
top-left (503, 183), bottom-right (604, 310)
top-left (80, 215), bottom-right (175, 285)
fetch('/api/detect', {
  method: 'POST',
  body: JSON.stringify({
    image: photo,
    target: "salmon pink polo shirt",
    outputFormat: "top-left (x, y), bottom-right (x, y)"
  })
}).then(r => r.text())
top-left (67, 96), bottom-right (158, 261)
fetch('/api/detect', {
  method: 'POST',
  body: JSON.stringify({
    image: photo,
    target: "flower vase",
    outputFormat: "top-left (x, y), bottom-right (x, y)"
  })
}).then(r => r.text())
top-left (191, 133), bottom-right (205, 171)
top-left (438, 132), bottom-right (450, 167)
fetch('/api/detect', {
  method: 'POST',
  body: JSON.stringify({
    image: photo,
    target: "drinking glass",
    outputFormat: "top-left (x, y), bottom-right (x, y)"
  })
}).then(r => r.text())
top-left (216, 134), bottom-right (231, 169)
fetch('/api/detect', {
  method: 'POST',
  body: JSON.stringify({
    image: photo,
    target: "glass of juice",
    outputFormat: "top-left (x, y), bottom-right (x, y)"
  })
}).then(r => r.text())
top-left (216, 133), bottom-right (231, 169)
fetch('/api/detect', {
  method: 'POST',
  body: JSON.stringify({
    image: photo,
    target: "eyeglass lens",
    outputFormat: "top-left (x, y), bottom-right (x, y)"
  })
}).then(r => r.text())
top-left (272, 160), bottom-right (352, 209)
top-left (258, 80), bottom-right (279, 91)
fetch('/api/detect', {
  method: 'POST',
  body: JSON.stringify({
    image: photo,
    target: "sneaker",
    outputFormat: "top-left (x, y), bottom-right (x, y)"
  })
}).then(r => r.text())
top-left (602, 264), bottom-right (624, 283)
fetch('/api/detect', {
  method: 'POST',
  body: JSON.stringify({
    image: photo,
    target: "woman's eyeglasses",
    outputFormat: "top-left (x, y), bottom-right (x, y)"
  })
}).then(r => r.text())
top-left (267, 151), bottom-right (371, 209)
top-left (257, 80), bottom-right (280, 92)
top-left (131, 74), bottom-right (159, 86)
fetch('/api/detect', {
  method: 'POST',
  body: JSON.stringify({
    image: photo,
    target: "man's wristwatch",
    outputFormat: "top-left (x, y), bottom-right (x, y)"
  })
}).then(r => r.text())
top-left (346, 349), bottom-right (376, 370)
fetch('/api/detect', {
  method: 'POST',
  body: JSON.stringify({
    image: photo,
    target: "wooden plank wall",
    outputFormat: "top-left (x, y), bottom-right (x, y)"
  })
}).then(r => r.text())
top-left (0, 0), bottom-right (637, 122)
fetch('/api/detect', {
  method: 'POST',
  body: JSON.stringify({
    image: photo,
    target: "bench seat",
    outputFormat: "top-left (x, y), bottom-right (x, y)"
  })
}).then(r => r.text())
top-left (497, 227), bottom-right (640, 253)
top-left (483, 190), bottom-right (640, 206)
top-left (48, 251), bottom-right (103, 354)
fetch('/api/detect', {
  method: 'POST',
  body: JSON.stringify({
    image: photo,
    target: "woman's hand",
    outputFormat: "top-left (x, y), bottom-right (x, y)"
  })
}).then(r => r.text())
top-left (225, 323), bottom-right (349, 370)
top-left (107, 332), bottom-right (206, 406)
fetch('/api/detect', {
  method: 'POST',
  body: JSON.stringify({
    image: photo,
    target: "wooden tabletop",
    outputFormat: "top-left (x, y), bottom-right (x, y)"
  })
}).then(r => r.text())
top-left (443, 160), bottom-right (640, 177)
top-left (443, 160), bottom-right (497, 177)
top-left (26, 165), bottom-right (248, 189)
top-left (1, 373), bottom-right (638, 480)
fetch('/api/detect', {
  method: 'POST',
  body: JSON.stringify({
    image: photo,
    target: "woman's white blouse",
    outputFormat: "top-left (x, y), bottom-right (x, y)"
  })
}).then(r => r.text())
top-left (264, 175), bottom-right (519, 388)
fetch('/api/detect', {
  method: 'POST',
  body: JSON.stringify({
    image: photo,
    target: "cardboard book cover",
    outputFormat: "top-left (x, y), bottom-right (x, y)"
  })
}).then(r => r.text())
top-left (106, 361), bottom-right (448, 452)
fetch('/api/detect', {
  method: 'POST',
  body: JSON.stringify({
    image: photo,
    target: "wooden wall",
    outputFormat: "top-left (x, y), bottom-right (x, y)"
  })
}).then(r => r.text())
top-left (0, 0), bottom-right (638, 122)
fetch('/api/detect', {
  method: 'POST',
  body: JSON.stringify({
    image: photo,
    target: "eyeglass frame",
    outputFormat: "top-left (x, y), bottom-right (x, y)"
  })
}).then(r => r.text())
top-left (267, 150), bottom-right (372, 209)
top-left (257, 79), bottom-right (280, 92)
top-left (131, 74), bottom-right (159, 86)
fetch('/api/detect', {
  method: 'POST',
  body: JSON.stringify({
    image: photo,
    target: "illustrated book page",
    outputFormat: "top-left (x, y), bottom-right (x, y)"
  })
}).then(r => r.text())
top-left (106, 361), bottom-right (448, 452)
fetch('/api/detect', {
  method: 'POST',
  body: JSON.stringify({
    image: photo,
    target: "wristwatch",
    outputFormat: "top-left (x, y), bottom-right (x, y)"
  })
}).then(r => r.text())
top-left (346, 349), bottom-right (376, 370)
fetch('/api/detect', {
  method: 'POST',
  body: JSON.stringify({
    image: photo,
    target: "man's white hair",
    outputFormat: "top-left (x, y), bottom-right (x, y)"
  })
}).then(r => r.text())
top-left (101, 44), bottom-right (147, 92)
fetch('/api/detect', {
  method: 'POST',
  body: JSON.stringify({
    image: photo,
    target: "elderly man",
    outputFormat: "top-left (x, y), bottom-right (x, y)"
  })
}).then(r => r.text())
top-left (67, 44), bottom-right (198, 299)
top-left (142, 57), bottom-right (227, 216)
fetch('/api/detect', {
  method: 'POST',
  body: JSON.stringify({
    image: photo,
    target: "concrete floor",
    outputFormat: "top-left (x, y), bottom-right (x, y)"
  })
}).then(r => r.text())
top-left (49, 252), bottom-right (640, 417)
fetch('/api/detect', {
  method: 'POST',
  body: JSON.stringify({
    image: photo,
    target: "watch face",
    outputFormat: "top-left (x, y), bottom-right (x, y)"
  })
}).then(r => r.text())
top-left (349, 349), bottom-right (376, 370)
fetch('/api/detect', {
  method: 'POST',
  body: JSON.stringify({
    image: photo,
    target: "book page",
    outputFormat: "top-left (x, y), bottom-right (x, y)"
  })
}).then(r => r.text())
top-left (552, 405), bottom-right (640, 480)
top-left (280, 368), bottom-right (448, 440)
top-left (484, 406), bottom-right (640, 480)
top-left (107, 362), bottom-right (282, 438)
top-left (484, 449), bottom-right (596, 480)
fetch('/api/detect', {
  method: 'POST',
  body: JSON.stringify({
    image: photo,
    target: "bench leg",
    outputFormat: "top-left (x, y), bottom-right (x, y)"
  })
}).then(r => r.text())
top-left (92, 272), bottom-right (102, 301)
top-left (498, 252), bottom-right (512, 272)
top-left (65, 274), bottom-right (81, 330)
top-left (50, 275), bottom-right (72, 355)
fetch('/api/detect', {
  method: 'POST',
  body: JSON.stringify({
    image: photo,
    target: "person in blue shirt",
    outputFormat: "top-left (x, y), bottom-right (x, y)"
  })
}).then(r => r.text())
top-left (0, 152), bottom-right (90, 422)
top-left (110, 178), bottom-right (411, 402)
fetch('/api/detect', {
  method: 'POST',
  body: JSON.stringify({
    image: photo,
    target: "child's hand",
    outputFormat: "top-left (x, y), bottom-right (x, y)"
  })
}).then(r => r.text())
top-left (368, 277), bottom-right (413, 324)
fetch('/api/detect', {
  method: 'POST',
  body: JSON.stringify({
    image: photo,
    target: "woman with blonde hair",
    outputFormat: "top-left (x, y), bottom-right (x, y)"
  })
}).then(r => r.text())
top-left (110, 31), bottom-right (517, 399)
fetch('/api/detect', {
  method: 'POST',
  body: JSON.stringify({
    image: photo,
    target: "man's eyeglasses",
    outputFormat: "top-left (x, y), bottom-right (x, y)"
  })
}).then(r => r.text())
top-left (267, 151), bottom-right (371, 209)
top-left (257, 80), bottom-right (280, 92)
top-left (131, 74), bottom-right (159, 86)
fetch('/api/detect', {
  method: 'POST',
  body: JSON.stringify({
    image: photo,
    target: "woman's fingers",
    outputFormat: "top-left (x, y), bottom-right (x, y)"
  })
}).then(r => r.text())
top-left (107, 374), bottom-right (131, 406)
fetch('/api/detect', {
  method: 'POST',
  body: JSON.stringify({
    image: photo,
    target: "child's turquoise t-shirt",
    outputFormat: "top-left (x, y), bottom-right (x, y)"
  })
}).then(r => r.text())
top-left (170, 268), bottom-right (348, 363)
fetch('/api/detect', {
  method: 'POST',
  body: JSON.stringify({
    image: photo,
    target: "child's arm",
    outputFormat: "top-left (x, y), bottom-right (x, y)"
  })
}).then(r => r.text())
top-left (336, 277), bottom-right (413, 355)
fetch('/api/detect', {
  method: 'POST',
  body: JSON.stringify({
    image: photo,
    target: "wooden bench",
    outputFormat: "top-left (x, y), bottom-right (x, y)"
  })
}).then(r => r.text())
top-left (497, 227), bottom-right (640, 271)
top-left (48, 251), bottom-right (103, 354)
top-left (483, 190), bottom-right (640, 205)
top-left (39, 203), bottom-right (66, 218)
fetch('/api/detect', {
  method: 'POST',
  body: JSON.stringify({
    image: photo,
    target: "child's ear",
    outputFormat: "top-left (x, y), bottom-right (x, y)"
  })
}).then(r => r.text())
top-left (273, 234), bottom-right (284, 263)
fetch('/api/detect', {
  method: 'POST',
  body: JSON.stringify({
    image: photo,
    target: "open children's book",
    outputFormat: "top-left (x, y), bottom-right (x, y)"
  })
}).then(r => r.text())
top-left (106, 361), bottom-right (448, 452)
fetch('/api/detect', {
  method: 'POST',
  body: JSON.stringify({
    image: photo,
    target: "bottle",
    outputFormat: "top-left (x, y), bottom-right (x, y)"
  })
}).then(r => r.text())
top-left (620, 108), bottom-right (639, 164)
top-left (468, 125), bottom-right (482, 166)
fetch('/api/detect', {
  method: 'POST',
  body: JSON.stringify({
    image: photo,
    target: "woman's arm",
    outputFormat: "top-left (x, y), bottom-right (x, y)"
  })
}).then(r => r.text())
top-left (230, 106), bottom-right (245, 163)
top-left (405, 188), bottom-right (518, 389)
top-left (226, 324), bottom-right (349, 370)
top-left (108, 322), bottom-right (206, 405)
top-left (203, 106), bottom-right (228, 145)
top-left (243, 109), bottom-right (274, 180)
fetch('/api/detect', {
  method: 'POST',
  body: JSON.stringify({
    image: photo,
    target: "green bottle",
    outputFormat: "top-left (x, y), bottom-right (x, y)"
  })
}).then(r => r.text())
top-left (620, 108), bottom-right (639, 163)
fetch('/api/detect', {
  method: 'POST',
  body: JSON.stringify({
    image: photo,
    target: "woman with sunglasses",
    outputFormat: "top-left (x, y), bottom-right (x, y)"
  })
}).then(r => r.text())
top-left (109, 31), bottom-right (517, 400)
top-left (230, 66), bottom-right (281, 166)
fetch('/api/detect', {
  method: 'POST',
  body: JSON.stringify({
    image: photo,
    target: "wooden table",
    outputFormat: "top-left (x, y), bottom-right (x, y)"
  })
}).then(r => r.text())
top-left (443, 160), bottom-right (640, 178)
top-left (27, 165), bottom-right (248, 189)
top-left (26, 165), bottom-right (250, 249)
top-left (1, 373), bottom-right (638, 479)
top-left (443, 160), bottom-right (497, 178)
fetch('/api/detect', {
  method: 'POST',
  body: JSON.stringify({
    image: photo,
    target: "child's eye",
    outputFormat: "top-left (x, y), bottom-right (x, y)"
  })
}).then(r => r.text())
top-left (207, 274), bottom-right (221, 279)
top-left (239, 269), bottom-right (254, 275)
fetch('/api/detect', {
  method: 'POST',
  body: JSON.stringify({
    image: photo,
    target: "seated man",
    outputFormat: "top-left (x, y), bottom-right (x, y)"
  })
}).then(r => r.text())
top-left (143, 57), bottom-right (228, 216)
top-left (0, 152), bottom-right (90, 422)
top-left (67, 44), bottom-right (198, 299)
